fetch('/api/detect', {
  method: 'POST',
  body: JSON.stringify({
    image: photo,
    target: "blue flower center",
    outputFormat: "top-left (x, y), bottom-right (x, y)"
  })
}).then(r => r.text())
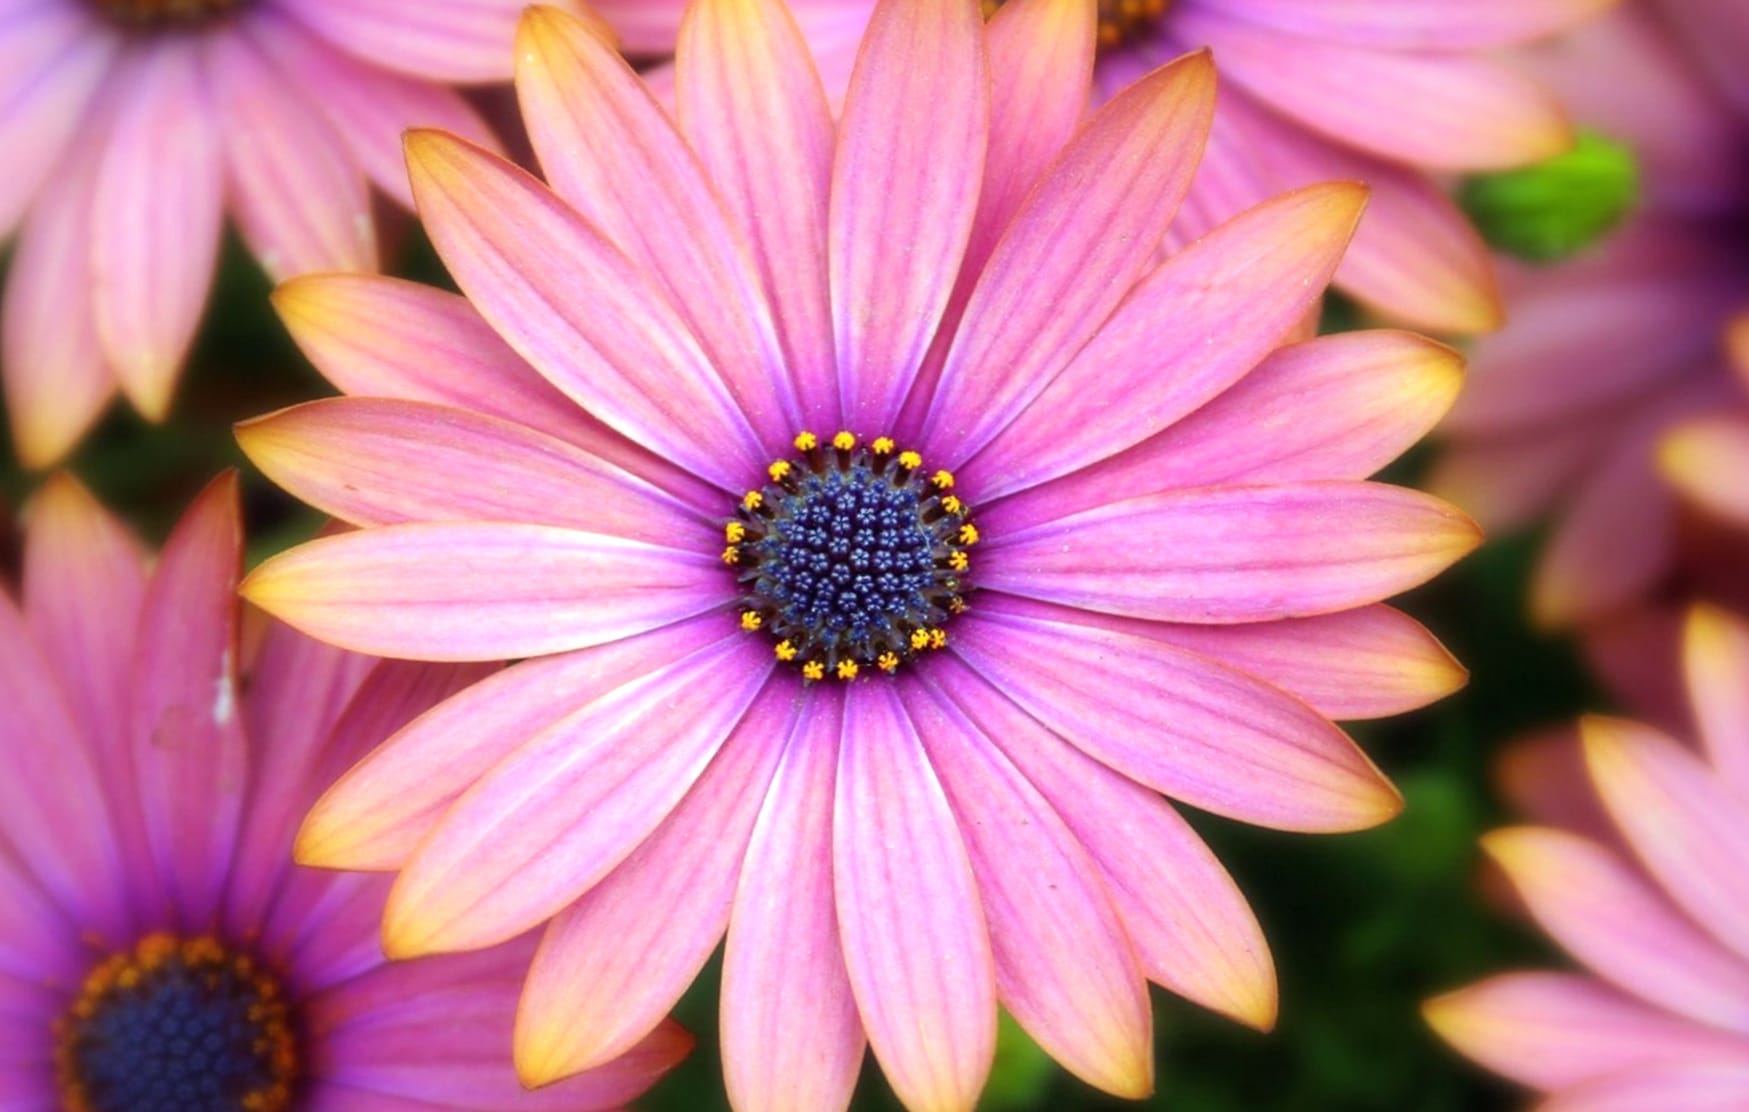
top-left (725, 432), bottom-right (976, 681)
top-left (90, 0), bottom-right (243, 28)
top-left (57, 934), bottom-right (299, 1112)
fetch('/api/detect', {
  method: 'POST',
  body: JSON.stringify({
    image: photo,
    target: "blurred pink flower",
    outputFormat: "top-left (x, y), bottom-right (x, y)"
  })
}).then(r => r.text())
top-left (233, 2), bottom-right (1478, 1107)
top-left (0, 0), bottom-right (600, 468)
top-left (617, 0), bottom-right (1614, 335)
top-left (0, 474), bottom-right (690, 1109)
top-left (1426, 604), bottom-right (1749, 1109)
top-left (1434, 0), bottom-right (1749, 630)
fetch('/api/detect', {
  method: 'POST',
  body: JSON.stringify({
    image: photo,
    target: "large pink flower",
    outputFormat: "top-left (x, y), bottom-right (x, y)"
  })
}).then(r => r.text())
top-left (0, 474), bottom-right (689, 1109)
top-left (1426, 605), bottom-right (1749, 1109)
top-left (1433, 0), bottom-right (1749, 630)
top-left (239, 1), bottom-right (1478, 1107)
top-left (0, 0), bottom-right (600, 468)
top-left (602, 0), bottom-right (1612, 335)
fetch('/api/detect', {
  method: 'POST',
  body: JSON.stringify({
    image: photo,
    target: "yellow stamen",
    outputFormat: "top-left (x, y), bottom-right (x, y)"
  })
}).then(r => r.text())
top-left (957, 523), bottom-right (980, 546)
top-left (931, 470), bottom-right (955, 490)
top-left (740, 611), bottom-right (763, 632)
top-left (941, 495), bottom-right (964, 515)
top-left (898, 450), bottom-right (924, 470)
top-left (775, 640), bottom-right (798, 662)
top-left (949, 597), bottom-right (969, 614)
top-left (949, 551), bottom-right (970, 572)
top-left (768, 460), bottom-right (792, 482)
top-left (878, 652), bottom-right (900, 673)
top-left (910, 629), bottom-right (932, 651)
top-left (836, 660), bottom-right (859, 681)
top-left (871, 437), bottom-right (896, 455)
top-left (832, 431), bottom-right (857, 451)
top-left (793, 431), bottom-right (819, 451)
top-left (725, 521), bottom-right (746, 543)
top-left (801, 660), bottom-right (825, 682)
top-left (743, 491), bottom-right (763, 511)
top-left (721, 546), bottom-right (741, 566)
top-left (928, 629), bottom-right (948, 650)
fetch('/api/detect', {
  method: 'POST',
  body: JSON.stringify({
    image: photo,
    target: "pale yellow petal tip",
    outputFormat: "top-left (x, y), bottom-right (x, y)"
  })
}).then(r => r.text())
top-left (1420, 987), bottom-right (1485, 1046)
top-left (1684, 601), bottom-right (1746, 664)
top-left (513, 1034), bottom-right (576, 1092)
top-left (380, 904), bottom-right (443, 962)
top-left (1476, 825), bottom-right (1555, 877)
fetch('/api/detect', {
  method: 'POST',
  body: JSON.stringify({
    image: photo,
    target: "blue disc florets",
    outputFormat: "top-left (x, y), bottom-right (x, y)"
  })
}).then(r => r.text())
top-left (57, 934), bottom-right (298, 1112)
top-left (725, 432), bottom-right (976, 681)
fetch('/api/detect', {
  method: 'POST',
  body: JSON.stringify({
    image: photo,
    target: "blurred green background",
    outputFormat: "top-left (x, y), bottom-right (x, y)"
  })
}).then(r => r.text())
top-left (0, 220), bottom-right (1606, 1110)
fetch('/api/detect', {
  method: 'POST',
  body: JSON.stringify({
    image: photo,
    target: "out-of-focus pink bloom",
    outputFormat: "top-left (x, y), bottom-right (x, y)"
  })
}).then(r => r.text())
top-left (0, 0), bottom-right (598, 468)
top-left (612, 0), bottom-right (1613, 335)
top-left (1426, 604), bottom-right (1749, 1110)
top-left (1434, 1), bottom-right (1749, 631)
top-left (0, 474), bottom-right (689, 1110)
top-left (1661, 313), bottom-right (1749, 529)
top-left (236, 3), bottom-right (1477, 1108)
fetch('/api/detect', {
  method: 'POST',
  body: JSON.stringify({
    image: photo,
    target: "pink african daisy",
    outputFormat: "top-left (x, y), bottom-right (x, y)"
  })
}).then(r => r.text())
top-left (238, 1), bottom-right (1479, 1107)
top-left (0, 0), bottom-right (604, 469)
top-left (1425, 604), bottom-right (1749, 1109)
top-left (606, 0), bottom-right (1613, 335)
top-left (1432, 0), bottom-right (1749, 630)
top-left (0, 474), bottom-right (689, 1110)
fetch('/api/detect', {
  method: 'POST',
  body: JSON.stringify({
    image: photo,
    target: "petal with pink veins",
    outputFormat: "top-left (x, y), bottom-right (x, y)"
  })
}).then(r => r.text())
top-left (835, 682), bottom-right (996, 1112)
top-left (951, 601), bottom-right (1402, 833)
top-left (514, 681), bottom-right (795, 1085)
top-left (1544, 1061), bottom-right (1749, 1112)
top-left (829, 0), bottom-right (987, 431)
top-left (1198, 0), bottom-right (1615, 49)
top-left (285, 0), bottom-right (591, 84)
top-left (382, 634), bottom-right (770, 957)
top-left (240, 522), bottom-right (726, 662)
top-left (721, 688), bottom-right (866, 1112)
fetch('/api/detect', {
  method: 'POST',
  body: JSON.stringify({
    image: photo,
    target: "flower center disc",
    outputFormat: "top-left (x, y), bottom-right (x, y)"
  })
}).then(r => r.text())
top-left (726, 432), bottom-right (977, 682)
top-left (981, 0), bottom-right (1170, 48)
top-left (57, 934), bottom-right (299, 1112)
top-left (90, 0), bottom-right (242, 28)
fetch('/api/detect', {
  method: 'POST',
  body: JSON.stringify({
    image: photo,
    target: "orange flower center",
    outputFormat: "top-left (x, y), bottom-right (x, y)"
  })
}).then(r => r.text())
top-left (56, 933), bottom-right (299, 1112)
top-left (90, 0), bottom-right (243, 28)
top-left (982, 0), bottom-right (1170, 49)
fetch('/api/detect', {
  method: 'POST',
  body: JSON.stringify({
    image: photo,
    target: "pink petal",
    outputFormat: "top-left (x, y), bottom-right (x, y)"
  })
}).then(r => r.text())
top-left (589, 0), bottom-right (688, 55)
top-left (1661, 415), bottom-right (1749, 529)
top-left (210, 24), bottom-right (376, 280)
top-left (677, 0), bottom-right (839, 426)
top-left (1684, 605), bottom-right (1749, 795)
top-left (1199, 0), bottom-right (1615, 48)
top-left (405, 129), bottom-right (764, 490)
top-left (1484, 826), bottom-right (1749, 1033)
top-left (260, 5), bottom-right (499, 209)
top-left (90, 41), bottom-right (220, 420)
top-left (1659, 0), bottom-right (1749, 115)
top-left (1544, 1062), bottom-right (1749, 1112)
top-left (236, 398), bottom-right (710, 545)
top-left (835, 682), bottom-right (996, 1112)
top-left (0, 590), bottom-right (127, 939)
top-left (721, 688), bottom-right (866, 1112)
top-left (1428, 423), bottom-right (1596, 536)
top-left (514, 682), bottom-right (794, 1085)
top-left (923, 653), bottom-right (1276, 1030)
top-left (910, 680), bottom-right (1155, 1098)
top-left (1423, 972), bottom-right (1748, 1092)
top-left (127, 473), bottom-right (246, 926)
top-left (517, 6), bottom-right (796, 449)
top-left (981, 482), bottom-right (1481, 624)
top-left (951, 601), bottom-right (1401, 833)
top-left (310, 945), bottom-right (690, 1110)
top-left (286, 0), bottom-right (587, 83)
top-left (829, 0), bottom-right (987, 431)
top-left (1130, 605), bottom-right (1467, 720)
top-left (382, 634), bottom-right (770, 957)
top-left (298, 617), bottom-right (725, 871)
top-left (922, 49), bottom-right (1216, 467)
top-left (0, 10), bottom-right (113, 240)
top-left (240, 521), bottom-right (726, 662)
top-left (2, 92), bottom-right (112, 468)
top-left (270, 273), bottom-right (716, 510)
top-left (1582, 717), bottom-right (1749, 961)
top-left (1177, 6), bottom-right (1571, 170)
top-left (962, 182), bottom-right (1366, 499)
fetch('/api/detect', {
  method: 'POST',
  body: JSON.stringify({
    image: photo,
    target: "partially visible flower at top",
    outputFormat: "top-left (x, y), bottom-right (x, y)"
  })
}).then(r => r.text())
top-left (238, 2), bottom-right (1479, 1109)
top-left (0, 0), bottom-right (601, 468)
top-left (1425, 604), bottom-right (1749, 1109)
top-left (1433, 0), bottom-right (1749, 631)
top-left (617, 0), bottom-right (1613, 335)
top-left (0, 473), bottom-right (689, 1110)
